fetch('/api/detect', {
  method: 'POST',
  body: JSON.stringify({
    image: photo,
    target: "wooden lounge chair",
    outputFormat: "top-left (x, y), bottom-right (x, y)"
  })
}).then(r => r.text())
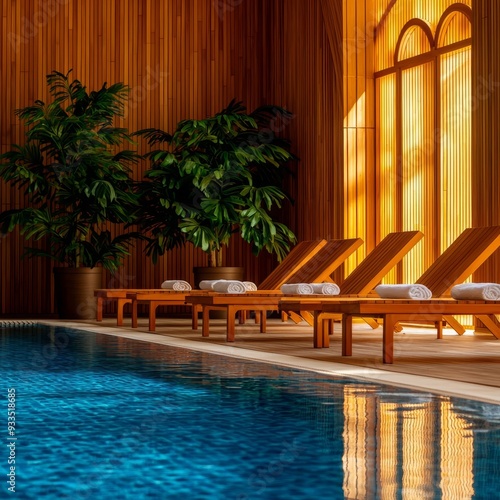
top-left (286, 297), bottom-right (500, 364)
top-left (415, 226), bottom-right (500, 334)
top-left (125, 237), bottom-right (363, 331)
top-left (94, 239), bottom-right (328, 327)
top-left (280, 225), bottom-right (500, 357)
top-left (186, 230), bottom-right (423, 341)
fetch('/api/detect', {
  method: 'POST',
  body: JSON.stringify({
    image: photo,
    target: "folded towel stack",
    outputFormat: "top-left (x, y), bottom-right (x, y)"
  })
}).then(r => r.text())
top-left (199, 280), bottom-right (224, 290)
top-left (451, 283), bottom-right (500, 300)
top-left (375, 284), bottom-right (432, 300)
top-left (310, 283), bottom-right (340, 295)
top-left (212, 280), bottom-right (247, 294)
top-left (161, 280), bottom-right (192, 291)
top-left (243, 281), bottom-right (258, 291)
top-left (280, 283), bottom-right (314, 295)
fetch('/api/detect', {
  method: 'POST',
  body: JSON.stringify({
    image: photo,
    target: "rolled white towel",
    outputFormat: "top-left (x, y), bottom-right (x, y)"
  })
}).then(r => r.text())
top-left (375, 284), bottom-right (432, 300)
top-left (280, 283), bottom-right (314, 295)
top-left (243, 281), bottom-right (258, 291)
top-left (161, 280), bottom-right (192, 291)
top-left (451, 283), bottom-right (500, 301)
top-left (310, 283), bottom-right (340, 295)
top-left (199, 279), bottom-right (225, 290)
top-left (212, 280), bottom-right (247, 294)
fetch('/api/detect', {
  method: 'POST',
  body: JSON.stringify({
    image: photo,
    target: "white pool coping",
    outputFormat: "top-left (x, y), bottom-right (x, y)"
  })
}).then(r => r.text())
top-left (37, 320), bottom-right (500, 405)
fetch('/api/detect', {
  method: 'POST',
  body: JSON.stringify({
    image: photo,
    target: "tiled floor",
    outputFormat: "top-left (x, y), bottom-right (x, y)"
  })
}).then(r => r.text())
top-left (40, 316), bottom-right (500, 404)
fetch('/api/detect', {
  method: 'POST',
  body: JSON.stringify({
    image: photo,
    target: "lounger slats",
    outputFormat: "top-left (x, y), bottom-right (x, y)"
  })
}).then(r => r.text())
top-left (339, 231), bottom-right (424, 295)
top-left (258, 240), bottom-right (327, 290)
top-left (288, 238), bottom-right (363, 283)
top-left (416, 226), bottom-right (500, 296)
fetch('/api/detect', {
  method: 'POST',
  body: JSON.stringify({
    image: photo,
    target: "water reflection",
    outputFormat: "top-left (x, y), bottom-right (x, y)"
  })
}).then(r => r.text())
top-left (342, 387), bottom-right (475, 499)
top-left (5, 325), bottom-right (499, 499)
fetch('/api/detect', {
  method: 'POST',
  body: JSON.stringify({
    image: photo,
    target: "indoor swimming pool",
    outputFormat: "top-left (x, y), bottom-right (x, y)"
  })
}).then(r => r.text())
top-left (2, 324), bottom-right (500, 499)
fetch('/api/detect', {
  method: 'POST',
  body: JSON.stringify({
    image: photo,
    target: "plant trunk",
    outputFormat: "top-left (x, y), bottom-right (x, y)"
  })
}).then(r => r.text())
top-left (209, 248), bottom-right (223, 267)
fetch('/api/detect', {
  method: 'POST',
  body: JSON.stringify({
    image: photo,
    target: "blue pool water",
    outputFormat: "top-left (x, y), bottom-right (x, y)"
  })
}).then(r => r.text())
top-left (2, 325), bottom-right (500, 499)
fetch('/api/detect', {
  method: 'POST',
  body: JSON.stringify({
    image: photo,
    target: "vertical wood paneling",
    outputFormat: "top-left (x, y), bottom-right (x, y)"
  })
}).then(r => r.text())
top-left (375, 0), bottom-right (473, 293)
top-left (375, 0), bottom-right (471, 72)
top-left (1, 0), bottom-right (345, 316)
top-left (6, 0), bottom-right (495, 319)
top-left (440, 47), bottom-right (472, 253)
top-left (262, 0), bottom-right (344, 283)
top-left (343, 0), bottom-right (377, 276)
top-left (472, 0), bottom-right (500, 287)
top-left (401, 61), bottom-right (436, 282)
top-left (0, 0), bottom-right (273, 315)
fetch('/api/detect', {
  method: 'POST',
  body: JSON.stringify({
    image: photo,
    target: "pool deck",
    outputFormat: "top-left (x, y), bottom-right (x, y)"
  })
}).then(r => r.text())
top-left (38, 316), bottom-right (500, 404)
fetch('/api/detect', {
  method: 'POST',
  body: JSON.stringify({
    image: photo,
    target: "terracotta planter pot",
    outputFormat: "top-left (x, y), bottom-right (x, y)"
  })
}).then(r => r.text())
top-left (193, 266), bottom-right (245, 319)
top-left (53, 267), bottom-right (103, 319)
top-left (193, 266), bottom-right (245, 287)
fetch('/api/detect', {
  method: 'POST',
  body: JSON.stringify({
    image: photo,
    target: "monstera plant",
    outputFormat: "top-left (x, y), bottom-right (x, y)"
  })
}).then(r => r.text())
top-left (136, 99), bottom-right (297, 273)
top-left (0, 70), bottom-right (140, 317)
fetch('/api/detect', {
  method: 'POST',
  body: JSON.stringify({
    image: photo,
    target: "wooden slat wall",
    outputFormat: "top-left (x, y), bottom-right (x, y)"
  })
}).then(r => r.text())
top-left (374, 0), bottom-right (471, 72)
top-left (270, 0), bottom-right (344, 241)
top-left (343, 0), bottom-right (376, 275)
top-left (400, 61), bottom-right (436, 283)
top-left (261, 0), bottom-right (345, 283)
top-left (0, 0), bottom-right (345, 316)
top-left (374, 0), bottom-right (473, 286)
top-left (472, 0), bottom-right (500, 285)
top-left (0, 0), bottom-right (275, 315)
top-left (7, 0), bottom-right (500, 318)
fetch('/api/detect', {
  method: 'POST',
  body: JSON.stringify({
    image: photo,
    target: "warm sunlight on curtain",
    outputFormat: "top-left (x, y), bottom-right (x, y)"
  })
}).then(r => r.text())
top-left (440, 49), bottom-right (472, 252)
top-left (341, 388), bottom-right (474, 498)
top-left (376, 74), bottom-right (398, 282)
top-left (401, 61), bottom-right (436, 282)
top-left (375, 2), bottom-right (472, 299)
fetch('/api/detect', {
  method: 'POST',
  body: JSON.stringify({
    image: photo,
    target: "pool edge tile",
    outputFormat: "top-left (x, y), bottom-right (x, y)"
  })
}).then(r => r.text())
top-left (37, 320), bottom-right (500, 406)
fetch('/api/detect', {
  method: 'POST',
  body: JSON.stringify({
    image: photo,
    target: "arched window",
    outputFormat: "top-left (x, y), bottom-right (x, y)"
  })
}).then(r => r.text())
top-left (375, 4), bottom-right (472, 283)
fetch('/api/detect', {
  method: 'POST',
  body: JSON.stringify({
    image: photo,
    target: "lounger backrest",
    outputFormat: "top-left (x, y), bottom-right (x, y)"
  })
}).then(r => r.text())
top-left (339, 231), bottom-right (424, 295)
top-left (258, 240), bottom-right (327, 290)
top-left (416, 226), bottom-right (500, 296)
top-left (288, 238), bottom-right (364, 283)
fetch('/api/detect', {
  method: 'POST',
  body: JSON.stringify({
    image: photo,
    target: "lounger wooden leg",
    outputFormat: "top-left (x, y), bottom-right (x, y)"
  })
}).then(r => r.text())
top-left (226, 306), bottom-right (237, 342)
top-left (149, 302), bottom-right (159, 332)
top-left (300, 311), bottom-right (315, 326)
top-left (260, 311), bottom-right (266, 333)
top-left (281, 311), bottom-right (288, 322)
top-left (342, 315), bottom-right (353, 356)
top-left (443, 315), bottom-right (466, 335)
top-left (435, 320), bottom-right (443, 340)
top-left (202, 307), bottom-right (210, 337)
top-left (255, 311), bottom-right (261, 325)
top-left (116, 298), bottom-right (131, 326)
top-left (288, 311), bottom-right (303, 324)
top-left (131, 299), bottom-right (138, 328)
top-left (238, 311), bottom-right (245, 324)
top-left (191, 305), bottom-right (199, 330)
top-left (383, 314), bottom-right (396, 364)
top-left (322, 316), bottom-right (330, 348)
top-left (328, 319), bottom-right (334, 336)
top-left (96, 297), bottom-right (103, 321)
top-left (254, 311), bottom-right (260, 324)
top-left (313, 312), bottom-right (323, 348)
top-left (364, 317), bottom-right (380, 330)
top-left (476, 315), bottom-right (500, 339)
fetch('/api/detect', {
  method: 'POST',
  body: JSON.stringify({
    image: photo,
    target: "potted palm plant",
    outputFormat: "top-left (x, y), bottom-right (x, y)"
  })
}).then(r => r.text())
top-left (136, 99), bottom-right (297, 286)
top-left (0, 70), bottom-right (140, 318)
